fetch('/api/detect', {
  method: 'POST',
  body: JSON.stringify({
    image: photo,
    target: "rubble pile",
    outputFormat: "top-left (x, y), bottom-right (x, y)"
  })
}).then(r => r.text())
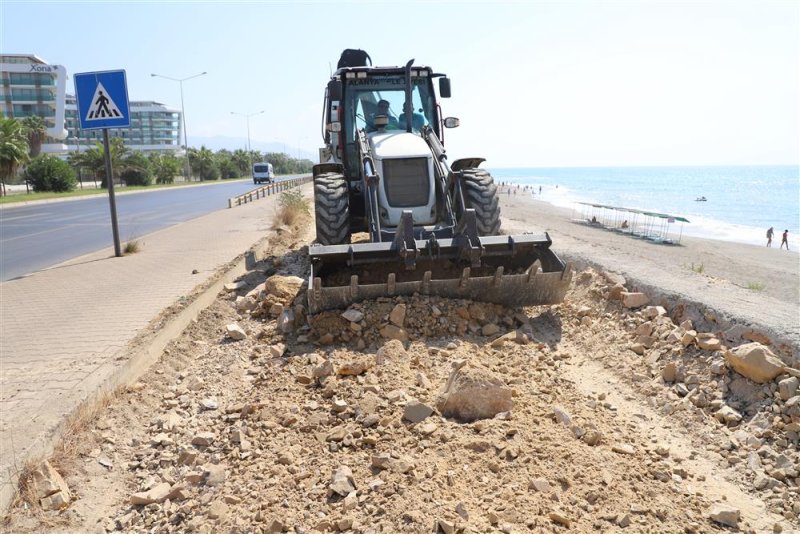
top-left (6, 263), bottom-right (797, 533)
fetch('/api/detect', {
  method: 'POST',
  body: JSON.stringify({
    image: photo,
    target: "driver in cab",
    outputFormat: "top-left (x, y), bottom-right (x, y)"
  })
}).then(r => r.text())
top-left (367, 99), bottom-right (399, 132)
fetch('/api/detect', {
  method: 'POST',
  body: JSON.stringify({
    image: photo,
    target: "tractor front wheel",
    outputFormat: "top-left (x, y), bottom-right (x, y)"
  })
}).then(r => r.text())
top-left (314, 172), bottom-right (351, 245)
top-left (460, 168), bottom-right (501, 235)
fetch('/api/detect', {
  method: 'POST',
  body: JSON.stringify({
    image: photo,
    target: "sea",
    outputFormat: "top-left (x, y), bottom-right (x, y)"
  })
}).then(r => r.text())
top-left (489, 165), bottom-right (799, 247)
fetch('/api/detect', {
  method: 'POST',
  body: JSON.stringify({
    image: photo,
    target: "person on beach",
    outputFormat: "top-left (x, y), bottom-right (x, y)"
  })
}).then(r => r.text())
top-left (766, 227), bottom-right (774, 247)
top-left (780, 229), bottom-right (789, 250)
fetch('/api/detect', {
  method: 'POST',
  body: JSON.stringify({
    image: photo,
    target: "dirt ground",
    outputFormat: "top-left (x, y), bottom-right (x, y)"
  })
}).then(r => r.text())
top-left (3, 194), bottom-right (799, 534)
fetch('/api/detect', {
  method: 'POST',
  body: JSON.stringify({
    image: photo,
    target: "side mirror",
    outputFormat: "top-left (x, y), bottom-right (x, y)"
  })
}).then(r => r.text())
top-left (328, 80), bottom-right (343, 101)
top-left (439, 77), bottom-right (451, 98)
top-left (443, 117), bottom-right (460, 129)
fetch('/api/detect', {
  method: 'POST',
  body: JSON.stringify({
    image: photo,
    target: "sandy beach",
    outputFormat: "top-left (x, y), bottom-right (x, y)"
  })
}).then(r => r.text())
top-left (500, 192), bottom-right (800, 357)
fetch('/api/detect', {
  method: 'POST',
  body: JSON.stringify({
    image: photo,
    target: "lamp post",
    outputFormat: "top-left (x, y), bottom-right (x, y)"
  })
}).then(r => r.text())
top-left (151, 71), bottom-right (206, 181)
top-left (231, 110), bottom-right (264, 176)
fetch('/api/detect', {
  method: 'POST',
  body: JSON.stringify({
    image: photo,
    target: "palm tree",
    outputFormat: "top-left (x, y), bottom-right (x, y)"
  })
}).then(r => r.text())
top-left (21, 116), bottom-right (47, 158)
top-left (0, 117), bottom-right (31, 196)
top-left (190, 146), bottom-right (217, 181)
top-left (70, 138), bottom-right (129, 187)
top-left (232, 149), bottom-right (250, 177)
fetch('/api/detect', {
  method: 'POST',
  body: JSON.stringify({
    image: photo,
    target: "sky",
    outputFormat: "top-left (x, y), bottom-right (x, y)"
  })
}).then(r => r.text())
top-left (2, 0), bottom-right (798, 167)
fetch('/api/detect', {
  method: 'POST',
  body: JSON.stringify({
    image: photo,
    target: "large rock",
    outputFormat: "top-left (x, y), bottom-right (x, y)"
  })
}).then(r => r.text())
top-left (226, 323), bottom-right (247, 340)
top-left (30, 461), bottom-right (71, 510)
top-left (336, 356), bottom-right (373, 376)
top-left (130, 482), bottom-right (172, 505)
top-left (329, 466), bottom-right (356, 496)
top-left (389, 303), bottom-right (406, 327)
top-left (724, 342), bottom-right (784, 383)
top-left (264, 275), bottom-right (304, 304)
top-left (621, 292), bottom-right (650, 308)
top-left (708, 503), bottom-right (740, 528)
top-left (380, 324), bottom-right (408, 342)
top-left (436, 365), bottom-right (512, 422)
top-left (778, 376), bottom-right (799, 401)
top-left (403, 400), bottom-right (434, 423)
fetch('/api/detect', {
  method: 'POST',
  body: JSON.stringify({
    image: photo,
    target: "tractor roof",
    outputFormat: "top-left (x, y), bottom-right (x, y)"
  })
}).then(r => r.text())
top-left (332, 64), bottom-right (435, 79)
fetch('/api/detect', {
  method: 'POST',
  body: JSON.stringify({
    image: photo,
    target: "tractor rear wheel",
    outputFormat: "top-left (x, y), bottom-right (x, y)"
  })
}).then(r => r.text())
top-left (460, 168), bottom-right (501, 235)
top-left (314, 172), bottom-right (351, 245)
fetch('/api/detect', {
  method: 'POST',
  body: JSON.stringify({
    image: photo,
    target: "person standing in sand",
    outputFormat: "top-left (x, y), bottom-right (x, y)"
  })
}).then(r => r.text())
top-left (767, 227), bottom-right (774, 247)
top-left (780, 229), bottom-right (789, 250)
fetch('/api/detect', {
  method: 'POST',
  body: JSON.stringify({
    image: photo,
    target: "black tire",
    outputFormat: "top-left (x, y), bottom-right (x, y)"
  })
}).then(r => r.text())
top-left (314, 172), bottom-right (351, 245)
top-left (460, 168), bottom-right (501, 235)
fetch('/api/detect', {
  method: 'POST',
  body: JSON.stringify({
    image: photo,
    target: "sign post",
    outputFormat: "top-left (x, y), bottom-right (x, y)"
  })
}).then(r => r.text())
top-left (74, 70), bottom-right (131, 257)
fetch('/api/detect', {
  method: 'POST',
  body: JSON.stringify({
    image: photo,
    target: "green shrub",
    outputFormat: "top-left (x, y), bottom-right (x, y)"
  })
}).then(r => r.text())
top-left (23, 155), bottom-right (77, 192)
top-left (274, 189), bottom-right (310, 227)
top-left (121, 167), bottom-right (153, 186)
top-left (121, 152), bottom-right (153, 186)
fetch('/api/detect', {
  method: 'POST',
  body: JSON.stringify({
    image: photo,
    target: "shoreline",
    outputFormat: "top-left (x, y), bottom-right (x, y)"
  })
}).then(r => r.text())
top-left (491, 163), bottom-right (799, 249)
top-left (500, 193), bottom-right (800, 357)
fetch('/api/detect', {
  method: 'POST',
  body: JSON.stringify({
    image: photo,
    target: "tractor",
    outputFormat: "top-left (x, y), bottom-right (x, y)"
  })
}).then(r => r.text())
top-left (307, 51), bottom-right (571, 313)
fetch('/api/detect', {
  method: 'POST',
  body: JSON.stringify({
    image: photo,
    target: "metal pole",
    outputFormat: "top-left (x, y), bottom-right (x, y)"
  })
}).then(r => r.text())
top-left (102, 128), bottom-right (122, 257)
top-left (152, 72), bottom-right (206, 182)
top-left (246, 115), bottom-right (251, 153)
top-left (179, 80), bottom-right (192, 181)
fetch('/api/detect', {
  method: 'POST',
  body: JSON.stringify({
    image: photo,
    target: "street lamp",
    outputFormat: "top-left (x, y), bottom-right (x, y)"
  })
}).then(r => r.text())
top-left (151, 71), bottom-right (207, 181)
top-left (231, 110), bottom-right (264, 177)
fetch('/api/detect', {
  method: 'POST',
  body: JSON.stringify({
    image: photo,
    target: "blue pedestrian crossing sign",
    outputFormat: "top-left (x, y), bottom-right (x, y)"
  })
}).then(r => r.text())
top-left (74, 70), bottom-right (130, 130)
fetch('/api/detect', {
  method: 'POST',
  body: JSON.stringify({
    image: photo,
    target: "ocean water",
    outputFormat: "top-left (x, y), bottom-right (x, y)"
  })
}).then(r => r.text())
top-left (490, 165), bottom-right (799, 247)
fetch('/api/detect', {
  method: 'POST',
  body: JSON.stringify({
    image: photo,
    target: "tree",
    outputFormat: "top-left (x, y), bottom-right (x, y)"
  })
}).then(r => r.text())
top-left (121, 151), bottom-right (153, 186)
top-left (23, 154), bottom-right (77, 192)
top-left (215, 150), bottom-right (238, 179)
top-left (232, 149), bottom-right (250, 177)
top-left (21, 116), bottom-right (47, 158)
top-left (70, 138), bottom-right (129, 187)
top-left (0, 117), bottom-right (30, 196)
top-left (190, 146), bottom-right (218, 181)
top-left (150, 152), bottom-right (181, 184)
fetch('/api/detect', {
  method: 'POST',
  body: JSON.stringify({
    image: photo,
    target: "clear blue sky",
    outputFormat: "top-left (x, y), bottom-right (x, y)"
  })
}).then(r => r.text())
top-left (3, 0), bottom-right (798, 167)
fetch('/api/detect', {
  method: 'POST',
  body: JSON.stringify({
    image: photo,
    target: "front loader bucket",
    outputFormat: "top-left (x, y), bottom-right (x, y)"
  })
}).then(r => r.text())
top-left (307, 232), bottom-right (572, 314)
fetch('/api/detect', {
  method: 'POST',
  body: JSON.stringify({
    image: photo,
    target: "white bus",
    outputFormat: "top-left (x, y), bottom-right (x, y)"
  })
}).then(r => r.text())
top-left (252, 162), bottom-right (274, 184)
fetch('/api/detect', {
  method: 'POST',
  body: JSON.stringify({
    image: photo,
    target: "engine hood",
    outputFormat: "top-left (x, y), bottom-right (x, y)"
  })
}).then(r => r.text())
top-left (368, 131), bottom-right (430, 160)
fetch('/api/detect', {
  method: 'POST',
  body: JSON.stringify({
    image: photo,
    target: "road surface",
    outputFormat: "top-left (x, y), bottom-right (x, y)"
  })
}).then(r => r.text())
top-left (0, 177), bottom-right (301, 281)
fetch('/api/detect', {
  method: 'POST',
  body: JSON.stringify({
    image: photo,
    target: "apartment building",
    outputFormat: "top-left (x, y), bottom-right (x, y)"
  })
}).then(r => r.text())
top-left (0, 54), bottom-right (68, 153)
top-left (65, 96), bottom-right (182, 154)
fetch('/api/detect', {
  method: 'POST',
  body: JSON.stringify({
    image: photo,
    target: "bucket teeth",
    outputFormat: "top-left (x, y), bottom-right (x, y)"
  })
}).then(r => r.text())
top-left (307, 231), bottom-right (571, 313)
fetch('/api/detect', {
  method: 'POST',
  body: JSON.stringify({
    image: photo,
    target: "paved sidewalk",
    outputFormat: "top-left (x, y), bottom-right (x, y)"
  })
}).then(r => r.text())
top-left (0, 181), bottom-right (312, 509)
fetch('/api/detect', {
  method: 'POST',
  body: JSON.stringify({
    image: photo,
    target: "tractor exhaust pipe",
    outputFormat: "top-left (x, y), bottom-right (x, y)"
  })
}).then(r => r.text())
top-left (404, 59), bottom-right (414, 133)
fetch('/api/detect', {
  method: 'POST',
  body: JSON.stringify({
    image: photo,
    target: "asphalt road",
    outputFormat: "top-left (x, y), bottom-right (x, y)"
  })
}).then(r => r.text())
top-left (0, 177), bottom-right (303, 282)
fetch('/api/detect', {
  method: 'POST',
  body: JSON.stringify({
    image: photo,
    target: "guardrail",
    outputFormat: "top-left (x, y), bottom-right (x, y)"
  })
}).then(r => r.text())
top-left (227, 175), bottom-right (313, 208)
